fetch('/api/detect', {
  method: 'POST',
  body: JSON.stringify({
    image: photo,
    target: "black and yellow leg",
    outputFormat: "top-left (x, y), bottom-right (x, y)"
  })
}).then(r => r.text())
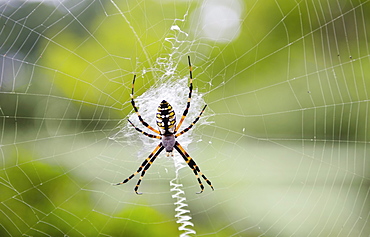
top-left (130, 75), bottom-right (161, 135)
top-left (190, 166), bottom-right (204, 194)
top-left (175, 56), bottom-right (194, 133)
top-left (128, 119), bottom-right (161, 139)
top-left (115, 143), bottom-right (163, 188)
top-left (176, 104), bottom-right (207, 138)
top-left (134, 145), bottom-right (164, 194)
top-left (174, 142), bottom-right (214, 193)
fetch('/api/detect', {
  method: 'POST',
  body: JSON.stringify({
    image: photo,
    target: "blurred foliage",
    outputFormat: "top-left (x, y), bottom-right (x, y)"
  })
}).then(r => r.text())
top-left (0, 144), bottom-right (239, 236)
top-left (0, 0), bottom-right (368, 140)
top-left (0, 148), bottom-right (180, 236)
top-left (38, 0), bottom-right (193, 119)
top-left (204, 0), bottom-right (370, 141)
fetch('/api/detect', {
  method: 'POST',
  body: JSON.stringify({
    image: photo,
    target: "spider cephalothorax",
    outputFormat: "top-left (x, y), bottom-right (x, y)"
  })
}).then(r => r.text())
top-left (116, 56), bottom-right (214, 194)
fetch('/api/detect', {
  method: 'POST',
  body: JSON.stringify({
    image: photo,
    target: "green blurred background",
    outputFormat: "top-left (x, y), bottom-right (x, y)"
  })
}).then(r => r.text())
top-left (1, 0), bottom-right (369, 236)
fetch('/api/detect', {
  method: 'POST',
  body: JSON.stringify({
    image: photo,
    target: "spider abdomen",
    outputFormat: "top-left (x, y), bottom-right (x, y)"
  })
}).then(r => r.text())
top-left (156, 100), bottom-right (176, 135)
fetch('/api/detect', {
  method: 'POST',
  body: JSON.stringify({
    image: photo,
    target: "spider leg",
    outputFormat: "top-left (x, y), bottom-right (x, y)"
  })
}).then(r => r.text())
top-left (128, 119), bottom-right (161, 139)
top-left (174, 141), bottom-right (214, 194)
top-left (175, 104), bottom-right (207, 138)
top-left (130, 75), bottom-right (161, 135)
top-left (175, 56), bottom-right (193, 133)
top-left (134, 145), bottom-right (164, 194)
top-left (115, 143), bottom-right (163, 194)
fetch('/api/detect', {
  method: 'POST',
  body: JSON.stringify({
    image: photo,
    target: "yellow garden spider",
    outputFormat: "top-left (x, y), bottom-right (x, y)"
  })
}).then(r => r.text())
top-left (115, 56), bottom-right (214, 194)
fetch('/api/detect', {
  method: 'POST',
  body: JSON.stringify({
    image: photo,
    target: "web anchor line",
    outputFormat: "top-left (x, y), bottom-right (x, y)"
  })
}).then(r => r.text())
top-left (170, 160), bottom-right (196, 237)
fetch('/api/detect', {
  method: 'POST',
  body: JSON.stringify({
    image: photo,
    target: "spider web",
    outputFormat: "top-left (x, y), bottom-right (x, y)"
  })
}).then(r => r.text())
top-left (1, 0), bottom-right (369, 236)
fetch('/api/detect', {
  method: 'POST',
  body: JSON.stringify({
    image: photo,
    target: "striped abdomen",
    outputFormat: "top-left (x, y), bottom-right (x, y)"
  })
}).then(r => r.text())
top-left (156, 100), bottom-right (176, 135)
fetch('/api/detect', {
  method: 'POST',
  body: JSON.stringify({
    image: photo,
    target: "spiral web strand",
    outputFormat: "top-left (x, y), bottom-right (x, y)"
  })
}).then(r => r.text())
top-left (170, 159), bottom-right (196, 237)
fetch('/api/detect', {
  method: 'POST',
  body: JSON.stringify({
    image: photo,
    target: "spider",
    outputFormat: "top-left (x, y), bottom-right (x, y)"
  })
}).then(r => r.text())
top-left (115, 56), bottom-right (214, 194)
